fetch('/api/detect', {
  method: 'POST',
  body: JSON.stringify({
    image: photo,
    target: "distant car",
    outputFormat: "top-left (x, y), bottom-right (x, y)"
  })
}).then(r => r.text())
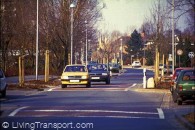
top-left (132, 61), bottom-right (141, 68)
top-left (164, 65), bottom-right (173, 74)
top-left (0, 69), bottom-right (7, 97)
top-left (172, 69), bottom-right (195, 105)
top-left (170, 67), bottom-right (193, 93)
top-left (87, 64), bottom-right (110, 84)
top-left (61, 65), bottom-right (91, 88)
top-left (109, 63), bottom-right (120, 73)
top-left (159, 64), bottom-right (165, 71)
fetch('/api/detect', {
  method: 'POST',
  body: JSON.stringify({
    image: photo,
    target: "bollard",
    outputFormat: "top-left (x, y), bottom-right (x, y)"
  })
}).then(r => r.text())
top-left (147, 77), bottom-right (155, 88)
top-left (143, 68), bottom-right (147, 89)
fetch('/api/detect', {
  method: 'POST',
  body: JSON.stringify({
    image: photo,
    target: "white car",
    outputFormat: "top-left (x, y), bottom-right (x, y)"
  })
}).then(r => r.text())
top-left (0, 69), bottom-right (7, 97)
top-left (132, 61), bottom-right (141, 68)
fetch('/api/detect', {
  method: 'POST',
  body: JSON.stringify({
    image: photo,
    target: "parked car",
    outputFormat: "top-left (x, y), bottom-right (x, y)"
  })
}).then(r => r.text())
top-left (170, 67), bottom-right (192, 93)
top-left (132, 61), bottom-right (141, 68)
top-left (87, 64), bottom-right (110, 84)
top-left (172, 69), bottom-right (195, 105)
top-left (61, 65), bottom-right (91, 88)
top-left (0, 69), bottom-right (7, 97)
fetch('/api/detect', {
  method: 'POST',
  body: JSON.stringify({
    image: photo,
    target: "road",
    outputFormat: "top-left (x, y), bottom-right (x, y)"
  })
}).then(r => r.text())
top-left (0, 68), bottom-right (188, 130)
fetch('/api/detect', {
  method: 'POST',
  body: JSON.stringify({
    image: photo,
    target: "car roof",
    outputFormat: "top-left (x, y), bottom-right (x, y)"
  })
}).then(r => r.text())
top-left (66, 64), bottom-right (85, 67)
top-left (180, 69), bottom-right (195, 72)
top-left (175, 67), bottom-right (193, 70)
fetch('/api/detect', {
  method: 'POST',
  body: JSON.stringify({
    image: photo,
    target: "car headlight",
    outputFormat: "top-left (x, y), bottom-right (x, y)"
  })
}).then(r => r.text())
top-left (61, 75), bottom-right (68, 79)
top-left (82, 75), bottom-right (88, 79)
top-left (102, 73), bottom-right (108, 76)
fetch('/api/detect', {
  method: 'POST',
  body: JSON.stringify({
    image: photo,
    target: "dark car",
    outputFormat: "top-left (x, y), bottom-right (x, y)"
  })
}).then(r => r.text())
top-left (109, 63), bottom-right (120, 73)
top-left (0, 69), bottom-right (7, 97)
top-left (87, 64), bottom-right (110, 84)
top-left (172, 69), bottom-right (195, 105)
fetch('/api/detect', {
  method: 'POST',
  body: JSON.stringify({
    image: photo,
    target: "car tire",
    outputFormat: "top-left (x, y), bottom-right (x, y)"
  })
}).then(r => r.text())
top-left (86, 82), bottom-right (91, 88)
top-left (177, 99), bottom-right (182, 105)
top-left (172, 94), bottom-right (177, 103)
top-left (106, 78), bottom-right (110, 84)
top-left (1, 86), bottom-right (6, 98)
top-left (61, 84), bottom-right (67, 88)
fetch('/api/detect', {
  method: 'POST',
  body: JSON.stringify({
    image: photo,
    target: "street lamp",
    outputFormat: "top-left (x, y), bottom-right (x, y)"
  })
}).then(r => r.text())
top-left (70, 3), bottom-right (76, 65)
top-left (85, 20), bottom-right (88, 65)
top-left (120, 39), bottom-right (123, 69)
top-left (171, 0), bottom-right (175, 74)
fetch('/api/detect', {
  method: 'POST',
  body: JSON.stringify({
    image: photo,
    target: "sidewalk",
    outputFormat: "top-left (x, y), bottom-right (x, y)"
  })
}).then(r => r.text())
top-left (131, 84), bottom-right (194, 130)
top-left (174, 107), bottom-right (195, 130)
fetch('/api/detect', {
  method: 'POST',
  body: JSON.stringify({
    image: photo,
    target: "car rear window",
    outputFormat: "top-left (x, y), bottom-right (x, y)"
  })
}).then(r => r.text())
top-left (88, 64), bottom-right (107, 71)
top-left (182, 71), bottom-right (195, 81)
top-left (65, 66), bottom-right (86, 72)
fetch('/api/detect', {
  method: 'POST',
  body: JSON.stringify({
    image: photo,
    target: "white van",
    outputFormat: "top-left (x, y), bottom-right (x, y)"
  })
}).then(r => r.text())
top-left (132, 61), bottom-right (141, 68)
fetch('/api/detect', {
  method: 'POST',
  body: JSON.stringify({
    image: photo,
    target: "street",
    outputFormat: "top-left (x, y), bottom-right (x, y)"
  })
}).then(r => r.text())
top-left (0, 67), bottom-right (191, 130)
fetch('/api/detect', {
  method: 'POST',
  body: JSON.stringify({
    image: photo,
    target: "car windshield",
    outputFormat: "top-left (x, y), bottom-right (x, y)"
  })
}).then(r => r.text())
top-left (88, 64), bottom-right (107, 71)
top-left (65, 66), bottom-right (87, 72)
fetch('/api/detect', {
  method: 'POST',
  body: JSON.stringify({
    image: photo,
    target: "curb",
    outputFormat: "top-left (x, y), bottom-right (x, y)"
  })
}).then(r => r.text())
top-left (175, 113), bottom-right (195, 130)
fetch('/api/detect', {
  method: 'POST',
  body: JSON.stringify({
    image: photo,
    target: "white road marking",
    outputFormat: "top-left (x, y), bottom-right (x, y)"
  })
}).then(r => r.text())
top-left (47, 88), bottom-right (53, 91)
top-left (48, 88), bottom-right (125, 92)
top-left (125, 83), bottom-right (137, 91)
top-left (34, 109), bottom-right (158, 115)
top-left (157, 108), bottom-right (165, 119)
top-left (9, 106), bottom-right (28, 117)
top-left (77, 115), bottom-right (158, 119)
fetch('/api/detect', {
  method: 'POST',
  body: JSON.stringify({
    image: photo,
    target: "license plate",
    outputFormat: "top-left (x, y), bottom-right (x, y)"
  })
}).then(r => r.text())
top-left (192, 87), bottom-right (195, 90)
top-left (92, 77), bottom-right (100, 79)
top-left (70, 80), bottom-right (80, 83)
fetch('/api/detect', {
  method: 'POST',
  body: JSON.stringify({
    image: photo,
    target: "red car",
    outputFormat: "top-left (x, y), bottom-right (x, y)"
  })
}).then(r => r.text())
top-left (170, 67), bottom-right (192, 93)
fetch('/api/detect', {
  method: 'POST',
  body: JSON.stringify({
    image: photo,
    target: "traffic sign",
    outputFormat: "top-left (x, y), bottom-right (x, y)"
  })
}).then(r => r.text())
top-left (188, 52), bottom-right (194, 58)
top-left (177, 49), bottom-right (183, 55)
top-left (168, 54), bottom-right (172, 61)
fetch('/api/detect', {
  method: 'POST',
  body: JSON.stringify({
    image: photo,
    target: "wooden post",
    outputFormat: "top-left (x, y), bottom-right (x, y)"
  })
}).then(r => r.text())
top-left (161, 54), bottom-right (164, 77)
top-left (45, 50), bottom-right (49, 82)
top-left (19, 56), bottom-right (24, 87)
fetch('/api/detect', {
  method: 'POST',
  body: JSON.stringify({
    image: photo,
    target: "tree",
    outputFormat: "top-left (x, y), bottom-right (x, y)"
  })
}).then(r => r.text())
top-left (1, 0), bottom-right (104, 75)
top-left (126, 30), bottom-right (143, 61)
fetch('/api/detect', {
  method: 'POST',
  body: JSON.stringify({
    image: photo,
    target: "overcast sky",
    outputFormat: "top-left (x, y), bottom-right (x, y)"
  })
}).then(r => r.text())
top-left (98, 0), bottom-right (187, 34)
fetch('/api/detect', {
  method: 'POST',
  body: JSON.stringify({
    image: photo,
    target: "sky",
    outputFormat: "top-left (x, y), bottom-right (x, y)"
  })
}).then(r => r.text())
top-left (98, 0), bottom-right (187, 34)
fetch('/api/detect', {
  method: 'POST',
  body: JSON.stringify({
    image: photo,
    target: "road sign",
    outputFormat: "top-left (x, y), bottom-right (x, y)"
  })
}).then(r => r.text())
top-left (188, 52), bottom-right (194, 58)
top-left (177, 49), bottom-right (183, 55)
top-left (168, 54), bottom-right (172, 61)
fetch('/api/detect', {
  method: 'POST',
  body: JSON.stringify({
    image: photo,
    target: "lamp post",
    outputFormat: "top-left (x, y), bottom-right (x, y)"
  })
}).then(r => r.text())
top-left (70, 3), bottom-right (76, 65)
top-left (35, 0), bottom-right (39, 80)
top-left (85, 20), bottom-right (88, 65)
top-left (120, 39), bottom-right (123, 69)
top-left (171, 0), bottom-right (175, 74)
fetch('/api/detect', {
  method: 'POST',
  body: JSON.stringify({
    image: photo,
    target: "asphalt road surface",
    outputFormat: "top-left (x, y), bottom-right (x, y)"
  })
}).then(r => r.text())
top-left (0, 68), bottom-right (187, 130)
